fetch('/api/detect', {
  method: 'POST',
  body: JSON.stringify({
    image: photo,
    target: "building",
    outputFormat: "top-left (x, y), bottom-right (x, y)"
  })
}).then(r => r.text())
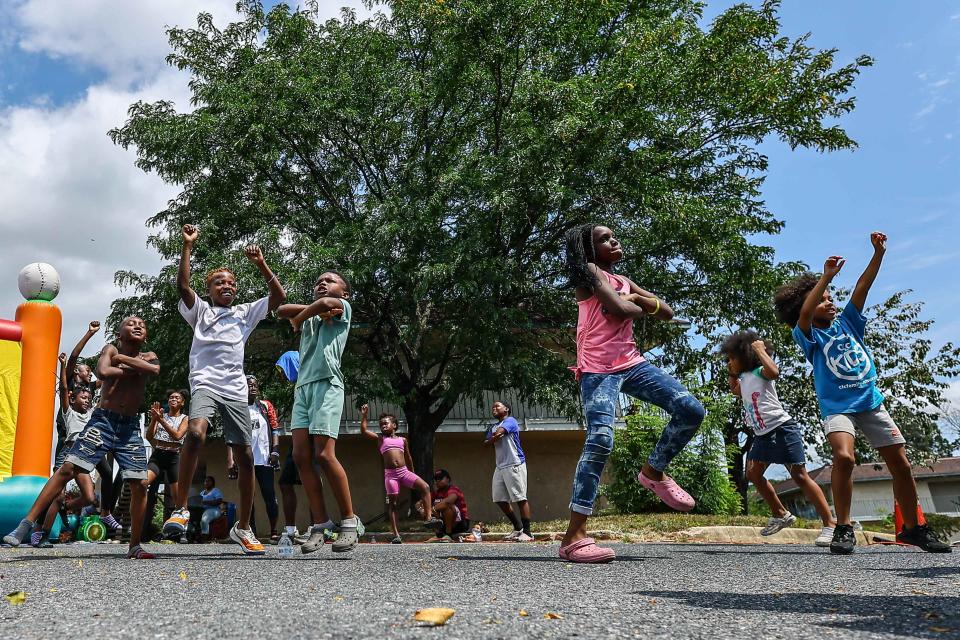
top-left (773, 457), bottom-right (960, 525)
top-left (185, 390), bottom-right (623, 532)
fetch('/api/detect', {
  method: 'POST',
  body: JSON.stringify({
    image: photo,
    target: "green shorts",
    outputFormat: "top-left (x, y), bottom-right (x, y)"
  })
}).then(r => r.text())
top-left (291, 379), bottom-right (344, 438)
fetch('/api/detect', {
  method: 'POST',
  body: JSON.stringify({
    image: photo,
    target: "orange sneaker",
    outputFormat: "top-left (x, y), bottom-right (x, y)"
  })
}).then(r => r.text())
top-left (162, 508), bottom-right (190, 537)
top-left (229, 523), bottom-right (265, 555)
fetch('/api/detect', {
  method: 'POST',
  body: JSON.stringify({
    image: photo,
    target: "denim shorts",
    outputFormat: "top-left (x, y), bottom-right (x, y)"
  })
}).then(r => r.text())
top-left (64, 408), bottom-right (148, 481)
top-left (746, 421), bottom-right (806, 466)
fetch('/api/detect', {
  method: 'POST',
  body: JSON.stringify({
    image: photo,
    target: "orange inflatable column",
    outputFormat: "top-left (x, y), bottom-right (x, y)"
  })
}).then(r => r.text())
top-left (10, 301), bottom-right (61, 477)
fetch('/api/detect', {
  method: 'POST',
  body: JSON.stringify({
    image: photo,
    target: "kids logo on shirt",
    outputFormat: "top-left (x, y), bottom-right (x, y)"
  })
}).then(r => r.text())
top-left (822, 334), bottom-right (872, 383)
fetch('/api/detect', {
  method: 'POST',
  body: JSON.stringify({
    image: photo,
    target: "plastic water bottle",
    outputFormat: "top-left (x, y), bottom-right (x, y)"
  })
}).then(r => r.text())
top-left (278, 532), bottom-right (294, 558)
top-left (472, 524), bottom-right (482, 542)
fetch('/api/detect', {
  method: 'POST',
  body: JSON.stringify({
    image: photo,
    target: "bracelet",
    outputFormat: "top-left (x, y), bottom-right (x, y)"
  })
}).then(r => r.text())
top-left (650, 298), bottom-right (660, 316)
top-left (266, 274), bottom-right (278, 285)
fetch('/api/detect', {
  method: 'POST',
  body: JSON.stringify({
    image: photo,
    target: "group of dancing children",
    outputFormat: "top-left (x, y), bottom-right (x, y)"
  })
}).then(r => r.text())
top-left (3, 222), bottom-right (953, 561)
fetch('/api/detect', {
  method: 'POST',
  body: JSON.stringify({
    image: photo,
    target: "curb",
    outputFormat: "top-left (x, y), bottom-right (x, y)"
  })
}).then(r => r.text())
top-left (672, 525), bottom-right (896, 546)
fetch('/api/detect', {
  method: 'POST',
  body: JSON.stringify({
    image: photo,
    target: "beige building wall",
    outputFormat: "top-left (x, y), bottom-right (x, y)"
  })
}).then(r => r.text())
top-left (195, 430), bottom-right (590, 532)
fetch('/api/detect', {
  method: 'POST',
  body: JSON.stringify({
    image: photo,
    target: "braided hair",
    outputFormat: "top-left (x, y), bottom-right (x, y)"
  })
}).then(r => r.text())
top-left (564, 224), bottom-right (599, 290)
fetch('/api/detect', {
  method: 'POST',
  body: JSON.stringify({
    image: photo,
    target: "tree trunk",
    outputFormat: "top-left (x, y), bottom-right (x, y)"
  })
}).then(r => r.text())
top-left (403, 396), bottom-right (447, 517)
top-left (724, 417), bottom-right (750, 514)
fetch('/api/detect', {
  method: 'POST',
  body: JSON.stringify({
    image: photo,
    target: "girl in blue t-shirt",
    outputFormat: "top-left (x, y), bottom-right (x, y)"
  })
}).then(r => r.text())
top-left (774, 232), bottom-right (949, 555)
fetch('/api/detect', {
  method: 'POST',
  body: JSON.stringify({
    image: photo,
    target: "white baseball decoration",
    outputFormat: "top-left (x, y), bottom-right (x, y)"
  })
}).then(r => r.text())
top-left (17, 263), bottom-right (61, 301)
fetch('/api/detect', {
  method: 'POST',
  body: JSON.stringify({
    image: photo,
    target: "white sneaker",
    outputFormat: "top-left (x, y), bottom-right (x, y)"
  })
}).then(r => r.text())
top-left (760, 513), bottom-right (797, 536)
top-left (815, 526), bottom-right (835, 547)
top-left (515, 532), bottom-right (534, 542)
top-left (504, 530), bottom-right (522, 541)
top-left (228, 523), bottom-right (265, 555)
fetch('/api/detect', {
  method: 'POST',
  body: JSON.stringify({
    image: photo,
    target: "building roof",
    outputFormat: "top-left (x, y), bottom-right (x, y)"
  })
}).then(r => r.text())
top-left (773, 456), bottom-right (960, 495)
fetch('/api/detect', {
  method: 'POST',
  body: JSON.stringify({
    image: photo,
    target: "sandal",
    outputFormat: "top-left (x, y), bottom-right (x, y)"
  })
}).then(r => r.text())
top-left (637, 471), bottom-right (695, 512)
top-left (558, 537), bottom-right (615, 564)
top-left (391, 536), bottom-right (403, 544)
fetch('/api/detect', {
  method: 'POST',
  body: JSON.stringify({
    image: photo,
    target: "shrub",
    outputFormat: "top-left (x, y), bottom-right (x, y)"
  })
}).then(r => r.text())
top-left (603, 395), bottom-right (741, 515)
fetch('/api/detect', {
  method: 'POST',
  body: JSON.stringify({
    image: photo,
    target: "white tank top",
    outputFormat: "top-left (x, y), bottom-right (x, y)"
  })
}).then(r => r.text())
top-left (738, 368), bottom-right (793, 436)
top-left (154, 413), bottom-right (186, 445)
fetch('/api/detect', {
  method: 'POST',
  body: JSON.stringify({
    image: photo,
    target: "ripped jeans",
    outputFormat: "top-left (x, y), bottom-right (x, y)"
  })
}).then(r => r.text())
top-left (570, 361), bottom-right (705, 515)
top-left (64, 408), bottom-right (148, 481)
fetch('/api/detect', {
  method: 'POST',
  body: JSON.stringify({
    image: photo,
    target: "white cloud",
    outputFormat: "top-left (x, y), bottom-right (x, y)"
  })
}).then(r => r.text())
top-left (0, 1), bottom-right (378, 361)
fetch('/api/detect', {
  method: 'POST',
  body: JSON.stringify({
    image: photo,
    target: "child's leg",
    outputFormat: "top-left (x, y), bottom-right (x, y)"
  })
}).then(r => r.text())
top-left (230, 443), bottom-right (256, 530)
top-left (173, 417), bottom-right (208, 508)
top-left (746, 460), bottom-right (788, 517)
top-left (95, 456), bottom-right (115, 517)
top-left (826, 432), bottom-right (856, 525)
top-left (292, 431), bottom-right (329, 524)
top-left (563, 372), bottom-right (622, 547)
top-left (387, 495), bottom-right (400, 538)
top-left (496, 502), bottom-right (522, 530)
top-left (315, 436), bottom-right (354, 519)
top-left (254, 464), bottom-right (279, 534)
top-left (128, 479), bottom-right (148, 548)
top-left (621, 363), bottom-right (705, 481)
top-left (876, 443), bottom-right (920, 529)
top-left (280, 484), bottom-right (297, 528)
top-left (413, 478), bottom-right (433, 520)
top-left (24, 464), bottom-right (77, 522)
top-left (789, 464), bottom-right (835, 527)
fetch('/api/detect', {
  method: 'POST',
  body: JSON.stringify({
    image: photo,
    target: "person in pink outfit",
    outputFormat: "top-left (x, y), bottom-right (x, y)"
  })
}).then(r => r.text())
top-left (559, 224), bottom-right (705, 563)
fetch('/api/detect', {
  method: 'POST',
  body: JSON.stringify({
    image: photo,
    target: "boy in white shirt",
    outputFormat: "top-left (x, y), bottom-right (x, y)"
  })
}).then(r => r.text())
top-left (162, 224), bottom-right (286, 555)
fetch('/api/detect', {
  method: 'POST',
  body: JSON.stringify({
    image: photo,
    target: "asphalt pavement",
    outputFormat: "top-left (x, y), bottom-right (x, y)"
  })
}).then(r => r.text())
top-left (1, 540), bottom-right (957, 639)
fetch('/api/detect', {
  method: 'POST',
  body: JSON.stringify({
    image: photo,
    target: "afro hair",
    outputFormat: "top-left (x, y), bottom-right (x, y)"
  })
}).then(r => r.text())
top-left (774, 272), bottom-right (820, 327)
top-left (719, 329), bottom-right (773, 373)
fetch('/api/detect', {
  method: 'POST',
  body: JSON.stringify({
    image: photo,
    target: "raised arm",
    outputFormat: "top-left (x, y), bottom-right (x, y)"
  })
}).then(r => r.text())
top-left (751, 340), bottom-right (779, 380)
top-left (797, 256), bottom-right (845, 335)
top-left (58, 352), bottom-right (69, 409)
top-left (277, 304), bottom-right (308, 319)
top-left (66, 321), bottom-right (101, 382)
top-left (849, 232), bottom-right (887, 313)
top-left (178, 224), bottom-right (198, 309)
top-left (244, 245), bottom-right (287, 311)
top-left (358, 404), bottom-right (379, 442)
top-left (622, 277), bottom-right (675, 321)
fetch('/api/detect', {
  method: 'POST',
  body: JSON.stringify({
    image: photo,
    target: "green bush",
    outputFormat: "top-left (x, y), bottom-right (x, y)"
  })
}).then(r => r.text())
top-left (603, 396), bottom-right (741, 515)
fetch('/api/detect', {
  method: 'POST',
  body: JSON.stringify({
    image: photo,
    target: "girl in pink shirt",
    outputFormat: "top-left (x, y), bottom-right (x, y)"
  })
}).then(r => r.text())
top-left (560, 224), bottom-right (705, 563)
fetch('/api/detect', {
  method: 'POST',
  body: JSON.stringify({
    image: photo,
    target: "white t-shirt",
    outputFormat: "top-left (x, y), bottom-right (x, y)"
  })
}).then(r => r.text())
top-left (154, 413), bottom-right (186, 446)
top-left (179, 296), bottom-right (270, 401)
top-left (249, 403), bottom-right (271, 466)
top-left (738, 368), bottom-right (794, 436)
top-left (62, 407), bottom-right (92, 440)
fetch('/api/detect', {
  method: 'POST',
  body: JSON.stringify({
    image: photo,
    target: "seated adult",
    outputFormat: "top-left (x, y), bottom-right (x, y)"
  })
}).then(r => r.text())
top-left (199, 476), bottom-right (224, 542)
top-left (429, 469), bottom-right (470, 542)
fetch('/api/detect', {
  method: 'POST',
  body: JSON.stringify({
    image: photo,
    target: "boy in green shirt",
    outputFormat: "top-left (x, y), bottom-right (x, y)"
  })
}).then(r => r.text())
top-left (278, 271), bottom-right (358, 553)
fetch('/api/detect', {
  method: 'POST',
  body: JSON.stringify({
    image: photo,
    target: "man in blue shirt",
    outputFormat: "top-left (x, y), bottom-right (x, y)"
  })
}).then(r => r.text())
top-left (484, 401), bottom-right (532, 541)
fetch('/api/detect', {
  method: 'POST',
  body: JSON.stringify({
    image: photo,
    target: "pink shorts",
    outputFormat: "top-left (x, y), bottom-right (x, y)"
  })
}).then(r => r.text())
top-left (384, 466), bottom-right (422, 496)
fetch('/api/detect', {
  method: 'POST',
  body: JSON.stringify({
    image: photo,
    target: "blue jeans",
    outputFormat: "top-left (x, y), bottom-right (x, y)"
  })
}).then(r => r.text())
top-left (64, 408), bottom-right (148, 481)
top-left (570, 361), bottom-right (705, 515)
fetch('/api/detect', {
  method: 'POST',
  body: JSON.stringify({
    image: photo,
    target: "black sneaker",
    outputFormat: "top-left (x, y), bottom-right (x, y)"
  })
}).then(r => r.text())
top-left (897, 524), bottom-right (952, 553)
top-left (830, 524), bottom-right (856, 555)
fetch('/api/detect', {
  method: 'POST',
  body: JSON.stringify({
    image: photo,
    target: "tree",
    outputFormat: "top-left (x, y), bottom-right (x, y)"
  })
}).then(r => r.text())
top-left (108, 0), bottom-right (871, 481)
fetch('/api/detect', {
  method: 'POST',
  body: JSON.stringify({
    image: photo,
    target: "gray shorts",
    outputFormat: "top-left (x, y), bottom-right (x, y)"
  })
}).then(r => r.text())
top-left (823, 405), bottom-right (905, 449)
top-left (191, 388), bottom-right (252, 446)
top-left (492, 463), bottom-right (528, 503)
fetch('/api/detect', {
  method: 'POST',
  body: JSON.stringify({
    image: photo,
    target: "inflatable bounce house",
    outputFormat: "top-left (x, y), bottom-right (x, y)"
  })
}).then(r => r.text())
top-left (0, 263), bottom-right (62, 535)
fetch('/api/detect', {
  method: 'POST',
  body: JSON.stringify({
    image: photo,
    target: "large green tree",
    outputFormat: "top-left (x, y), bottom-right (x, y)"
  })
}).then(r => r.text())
top-left (109, 0), bottom-right (871, 481)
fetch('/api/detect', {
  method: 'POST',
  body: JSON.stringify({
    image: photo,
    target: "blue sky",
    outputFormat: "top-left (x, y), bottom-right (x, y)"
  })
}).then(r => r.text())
top-left (0, 1), bottom-right (957, 403)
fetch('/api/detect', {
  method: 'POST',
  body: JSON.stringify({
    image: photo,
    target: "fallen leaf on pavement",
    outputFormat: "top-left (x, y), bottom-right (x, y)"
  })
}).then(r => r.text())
top-left (929, 627), bottom-right (952, 634)
top-left (544, 613), bottom-right (563, 620)
top-left (923, 612), bottom-right (943, 620)
top-left (334, 595), bottom-right (344, 602)
top-left (446, 556), bottom-right (457, 561)
top-left (76, 560), bottom-right (82, 568)
top-left (49, 588), bottom-right (57, 593)
top-left (912, 589), bottom-right (931, 596)
top-left (179, 571), bottom-right (188, 581)
top-left (4, 591), bottom-right (26, 605)
top-left (414, 608), bottom-right (455, 626)
top-left (519, 610), bottom-right (529, 617)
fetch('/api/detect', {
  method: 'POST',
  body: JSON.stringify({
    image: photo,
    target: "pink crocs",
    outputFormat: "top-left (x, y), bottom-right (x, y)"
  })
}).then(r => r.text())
top-left (637, 471), bottom-right (696, 512)
top-left (558, 537), bottom-right (616, 564)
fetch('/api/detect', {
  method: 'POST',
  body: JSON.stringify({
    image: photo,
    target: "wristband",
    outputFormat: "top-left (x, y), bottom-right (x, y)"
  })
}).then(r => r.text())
top-left (266, 274), bottom-right (278, 285)
top-left (651, 298), bottom-right (660, 316)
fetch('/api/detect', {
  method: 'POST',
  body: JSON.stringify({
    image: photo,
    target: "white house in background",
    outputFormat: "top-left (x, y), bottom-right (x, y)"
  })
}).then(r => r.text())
top-left (773, 456), bottom-right (960, 523)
